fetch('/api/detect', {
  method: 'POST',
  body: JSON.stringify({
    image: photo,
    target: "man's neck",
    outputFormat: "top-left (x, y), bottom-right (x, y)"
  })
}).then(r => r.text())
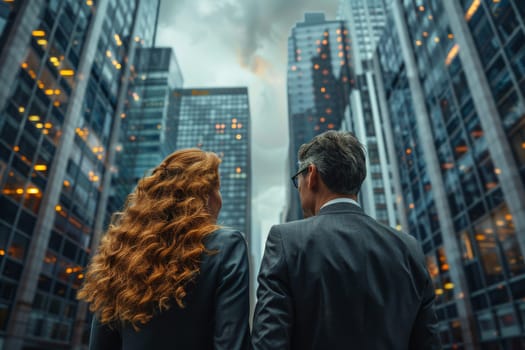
top-left (314, 193), bottom-right (357, 215)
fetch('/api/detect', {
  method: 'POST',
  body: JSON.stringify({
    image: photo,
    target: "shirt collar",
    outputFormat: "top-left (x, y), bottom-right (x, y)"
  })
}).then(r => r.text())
top-left (320, 197), bottom-right (360, 210)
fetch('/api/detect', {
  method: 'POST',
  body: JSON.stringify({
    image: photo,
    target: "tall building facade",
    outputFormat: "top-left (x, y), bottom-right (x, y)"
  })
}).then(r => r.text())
top-left (0, 1), bottom-right (159, 349)
top-left (285, 13), bottom-right (353, 221)
top-left (338, 0), bottom-right (401, 228)
top-left (376, 0), bottom-right (525, 348)
top-left (108, 47), bottom-right (183, 214)
top-left (170, 88), bottom-right (251, 241)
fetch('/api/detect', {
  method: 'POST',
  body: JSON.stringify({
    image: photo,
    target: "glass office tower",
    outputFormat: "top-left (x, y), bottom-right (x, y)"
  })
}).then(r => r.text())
top-left (376, 0), bottom-right (525, 348)
top-left (338, 0), bottom-right (401, 228)
top-left (0, 1), bottom-right (159, 349)
top-left (170, 88), bottom-right (251, 241)
top-left (108, 47), bottom-right (183, 215)
top-left (285, 13), bottom-right (353, 221)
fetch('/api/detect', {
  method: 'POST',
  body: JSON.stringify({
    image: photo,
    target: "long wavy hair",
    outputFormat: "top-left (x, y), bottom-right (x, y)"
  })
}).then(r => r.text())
top-left (77, 149), bottom-right (221, 329)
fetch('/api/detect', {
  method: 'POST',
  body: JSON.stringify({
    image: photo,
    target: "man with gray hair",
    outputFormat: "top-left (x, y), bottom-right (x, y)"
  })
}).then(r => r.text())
top-left (252, 131), bottom-right (441, 349)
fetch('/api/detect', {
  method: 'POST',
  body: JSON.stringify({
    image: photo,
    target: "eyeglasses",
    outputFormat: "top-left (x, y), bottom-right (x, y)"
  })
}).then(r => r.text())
top-left (291, 165), bottom-right (309, 189)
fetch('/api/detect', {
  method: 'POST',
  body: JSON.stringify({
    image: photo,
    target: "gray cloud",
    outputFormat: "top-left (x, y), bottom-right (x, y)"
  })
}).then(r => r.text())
top-left (158, 0), bottom-right (337, 73)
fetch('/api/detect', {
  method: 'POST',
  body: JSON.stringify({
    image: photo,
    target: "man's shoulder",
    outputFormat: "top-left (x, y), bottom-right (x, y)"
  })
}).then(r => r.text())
top-left (269, 217), bottom-right (316, 234)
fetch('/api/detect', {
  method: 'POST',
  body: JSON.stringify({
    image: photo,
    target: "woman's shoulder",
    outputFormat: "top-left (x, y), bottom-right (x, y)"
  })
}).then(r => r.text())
top-left (206, 228), bottom-right (246, 245)
top-left (201, 228), bottom-right (248, 270)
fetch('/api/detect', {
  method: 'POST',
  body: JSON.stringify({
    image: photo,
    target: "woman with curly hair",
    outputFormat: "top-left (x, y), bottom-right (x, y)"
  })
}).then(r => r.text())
top-left (77, 149), bottom-right (250, 349)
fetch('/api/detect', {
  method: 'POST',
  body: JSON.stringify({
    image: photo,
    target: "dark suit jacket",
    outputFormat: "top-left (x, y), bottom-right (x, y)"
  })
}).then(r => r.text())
top-left (89, 228), bottom-right (250, 350)
top-left (252, 203), bottom-right (441, 350)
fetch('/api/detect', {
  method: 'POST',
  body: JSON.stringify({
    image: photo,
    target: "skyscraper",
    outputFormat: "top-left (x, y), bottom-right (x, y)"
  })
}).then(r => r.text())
top-left (0, 1), bottom-right (159, 348)
top-left (170, 88), bottom-right (251, 240)
top-left (338, 0), bottom-right (401, 228)
top-left (376, 0), bottom-right (525, 348)
top-left (108, 47), bottom-right (183, 214)
top-left (286, 13), bottom-right (353, 221)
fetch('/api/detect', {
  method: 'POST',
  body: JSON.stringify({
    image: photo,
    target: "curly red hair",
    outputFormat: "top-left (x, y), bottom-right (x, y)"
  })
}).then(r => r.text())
top-left (77, 149), bottom-right (221, 329)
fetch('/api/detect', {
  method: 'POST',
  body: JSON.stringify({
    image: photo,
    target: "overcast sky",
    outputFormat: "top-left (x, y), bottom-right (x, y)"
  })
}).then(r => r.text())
top-left (156, 0), bottom-right (338, 233)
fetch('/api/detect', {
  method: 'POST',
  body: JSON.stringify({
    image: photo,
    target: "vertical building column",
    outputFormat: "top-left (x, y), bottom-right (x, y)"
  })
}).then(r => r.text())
top-left (5, 1), bottom-right (110, 349)
top-left (443, 1), bottom-right (525, 256)
top-left (392, 0), bottom-right (478, 348)
top-left (372, 55), bottom-right (409, 231)
top-left (0, 0), bottom-right (45, 114)
top-left (351, 89), bottom-right (376, 217)
top-left (71, 2), bottom-right (140, 346)
top-left (366, 71), bottom-right (397, 228)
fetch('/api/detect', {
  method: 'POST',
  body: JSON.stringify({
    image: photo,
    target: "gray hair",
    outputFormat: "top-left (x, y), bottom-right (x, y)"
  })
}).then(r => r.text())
top-left (298, 131), bottom-right (366, 195)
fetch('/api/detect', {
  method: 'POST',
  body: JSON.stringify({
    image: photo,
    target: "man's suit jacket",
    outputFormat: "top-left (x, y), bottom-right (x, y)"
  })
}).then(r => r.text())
top-left (252, 203), bottom-right (441, 350)
top-left (89, 228), bottom-right (250, 350)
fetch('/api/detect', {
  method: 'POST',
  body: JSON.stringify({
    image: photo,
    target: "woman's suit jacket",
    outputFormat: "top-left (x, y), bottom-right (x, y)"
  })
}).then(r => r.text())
top-left (89, 228), bottom-right (250, 350)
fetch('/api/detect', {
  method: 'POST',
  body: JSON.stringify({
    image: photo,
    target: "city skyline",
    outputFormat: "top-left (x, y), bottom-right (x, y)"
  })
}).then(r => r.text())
top-left (156, 0), bottom-right (340, 225)
top-left (1, 0), bottom-right (524, 349)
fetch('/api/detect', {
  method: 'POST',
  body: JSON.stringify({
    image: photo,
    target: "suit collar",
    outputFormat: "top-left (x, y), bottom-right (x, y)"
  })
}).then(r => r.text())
top-left (317, 202), bottom-right (364, 215)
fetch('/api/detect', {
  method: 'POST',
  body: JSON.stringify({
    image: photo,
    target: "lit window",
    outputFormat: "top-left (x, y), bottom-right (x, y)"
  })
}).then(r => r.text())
top-left (114, 33), bottom-right (122, 46)
top-left (32, 30), bottom-right (46, 37)
top-left (59, 69), bottom-right (75, 76)
top-left (465, 0), bottom-right (481, 21)
top-left (445, 44), bottom-right (460, 65)
top-left (27, 188), bottom-right (40, 195)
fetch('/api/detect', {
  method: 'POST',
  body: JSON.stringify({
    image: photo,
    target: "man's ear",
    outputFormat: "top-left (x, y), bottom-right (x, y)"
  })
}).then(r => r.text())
top-left (306, 164), bottom-right (318, 191)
